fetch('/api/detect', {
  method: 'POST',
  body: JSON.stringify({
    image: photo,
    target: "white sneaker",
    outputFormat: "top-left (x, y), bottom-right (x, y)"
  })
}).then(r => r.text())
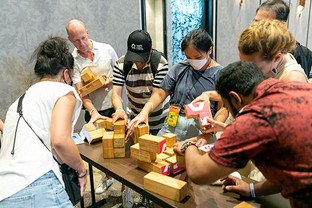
top-left (122, 188), bottom-right (134, 208)
top-left (95, 178), bottom-right (114, 194)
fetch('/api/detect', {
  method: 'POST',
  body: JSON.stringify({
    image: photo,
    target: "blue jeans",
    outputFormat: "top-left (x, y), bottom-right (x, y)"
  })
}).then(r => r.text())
top-left (157, 114), bottom-right (201, 142)
top-left (0, 170), bottom-right (73, 208)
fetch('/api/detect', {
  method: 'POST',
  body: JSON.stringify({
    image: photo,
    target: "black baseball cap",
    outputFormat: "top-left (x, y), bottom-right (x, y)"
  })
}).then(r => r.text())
top-left (125, 30), bottom-right (152, 62)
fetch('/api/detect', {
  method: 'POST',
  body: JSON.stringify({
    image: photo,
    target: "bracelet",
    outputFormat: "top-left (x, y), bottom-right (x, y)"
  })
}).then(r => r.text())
top-left (89, 108), bottom-right (96, 116)
top-left (249, 183), bottom-right (256, 198)
top-left (116, 108), bottom-right (125, 113)
top-left (78, 169), bottom-right (88, 178)
top-left (146, 102), bottom-right (154, 111)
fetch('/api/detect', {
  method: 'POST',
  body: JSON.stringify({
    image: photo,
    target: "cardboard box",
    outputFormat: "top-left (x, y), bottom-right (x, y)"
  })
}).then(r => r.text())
top-left (185, 101), bottom-right (210, 119)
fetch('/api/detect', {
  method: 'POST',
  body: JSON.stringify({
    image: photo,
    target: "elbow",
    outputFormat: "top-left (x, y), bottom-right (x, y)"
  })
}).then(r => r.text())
top-left (186, 167), bottom-right (207, 185)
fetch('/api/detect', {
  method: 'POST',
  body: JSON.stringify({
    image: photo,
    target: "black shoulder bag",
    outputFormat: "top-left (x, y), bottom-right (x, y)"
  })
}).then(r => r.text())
top-left (14, 93), bottom-right (82, 205)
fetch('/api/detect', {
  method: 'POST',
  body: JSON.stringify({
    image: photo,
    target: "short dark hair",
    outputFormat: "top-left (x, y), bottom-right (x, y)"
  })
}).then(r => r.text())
top-left (216, 61), bottom-right (268, 102)
top-left (256, 0), bottom-right (289, 22)
top-left (181, 28), bottom-right (213, 52)
top-left (32, 36), bottom-right (74, 78)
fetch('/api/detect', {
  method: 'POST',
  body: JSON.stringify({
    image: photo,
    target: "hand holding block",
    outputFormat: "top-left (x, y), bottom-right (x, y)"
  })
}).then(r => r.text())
top-left (139, 134), bottom-right (166, 153)
top-left (134, 124), bottom-right (149, 143)
top-left (144, 171), bottom-right (188, 202)
top-left (81, 66), bottom-right (96, 83)
top-left (198, 144), bottom-right (214, 155)
top-left (185, 101), bottom-right (210, 119)
top-left (79, 76), bottom-right (106, 97)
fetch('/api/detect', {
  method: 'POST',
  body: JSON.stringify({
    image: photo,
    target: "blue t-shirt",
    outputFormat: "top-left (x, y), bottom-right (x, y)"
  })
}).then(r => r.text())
top-left (160, 60), bottom-right (222, 115)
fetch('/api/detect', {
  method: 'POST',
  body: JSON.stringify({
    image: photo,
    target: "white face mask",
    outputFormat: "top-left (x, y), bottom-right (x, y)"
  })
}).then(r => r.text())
top-left (187, 55), bottom-right (208, 71)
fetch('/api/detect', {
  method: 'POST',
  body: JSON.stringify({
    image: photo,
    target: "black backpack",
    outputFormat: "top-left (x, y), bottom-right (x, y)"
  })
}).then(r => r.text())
top-left (123, 49), bottom-right (164, 78)
top-left (294, 42), bottom-right (312, 78)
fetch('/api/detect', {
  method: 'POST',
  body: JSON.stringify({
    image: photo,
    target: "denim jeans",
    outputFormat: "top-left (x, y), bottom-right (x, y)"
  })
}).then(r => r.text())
top-left (157, 114), bottom-right (201, 142)
top-left (0, 170), bottom-right (73, 208)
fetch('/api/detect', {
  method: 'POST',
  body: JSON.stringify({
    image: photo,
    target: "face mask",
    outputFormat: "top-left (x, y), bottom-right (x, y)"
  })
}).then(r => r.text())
top-left (187, 57), bottom-right (208, 71)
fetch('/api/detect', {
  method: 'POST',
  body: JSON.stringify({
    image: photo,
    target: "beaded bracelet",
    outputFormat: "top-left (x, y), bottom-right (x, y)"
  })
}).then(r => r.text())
top-left (78, 169), bottom-right (88, 178)
top-left (249, 183), bottom-right (256, 198)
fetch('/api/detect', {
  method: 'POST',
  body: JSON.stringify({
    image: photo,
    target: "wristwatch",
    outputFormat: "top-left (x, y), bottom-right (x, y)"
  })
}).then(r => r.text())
top-left (180, 141), bottom-right (196, 153)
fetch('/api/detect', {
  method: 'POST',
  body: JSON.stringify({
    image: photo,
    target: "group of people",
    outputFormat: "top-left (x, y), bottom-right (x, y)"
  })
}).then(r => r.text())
top-left (0, 0), bottom-right (311, 208)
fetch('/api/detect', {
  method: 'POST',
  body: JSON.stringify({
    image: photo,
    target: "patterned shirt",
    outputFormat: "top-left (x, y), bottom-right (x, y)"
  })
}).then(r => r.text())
top-left (210, 78), bottom-right (312, 204)
top-left (113, 55), bottom-right (169, 132)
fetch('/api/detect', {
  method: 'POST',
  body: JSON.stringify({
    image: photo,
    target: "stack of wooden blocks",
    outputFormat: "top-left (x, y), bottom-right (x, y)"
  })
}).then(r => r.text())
top-left (130, 125), bottom-right (185, 175)
top-left (100, 119), bottom-right (126, 159)
top-left (79, 66), bottom-right (106, 97)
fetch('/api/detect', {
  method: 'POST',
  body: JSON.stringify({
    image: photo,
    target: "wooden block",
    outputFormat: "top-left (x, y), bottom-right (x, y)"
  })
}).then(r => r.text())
top-left (102, 131), bottom-right (114, 149)
top-left (164, 155), bottom-right (185, 174)
top-left (162, 133), bottom-right (177, 148)
top-left (95, 119), bottom-right (106, 129)
top-left (113, 133), bottom-right (125, 148)
top-left (103, 148), bottom-right (114, 158)
top-left (105, 117), bottom-right (114, 131)
top-left (79, 123), bottom-right (103, 144)
top-left (87, 128), bottom-right (105, 144)
top-left (79, 76), bottom-right (106, 97)
top-left (130, 143), bottom-right (157, 163)
top-left (114, 147), bottom-right (125, 158)
top-left (163, 147), bottom-right (175, 156)
top-left (233, 201), bottom-right (256, 208)
top-left (139, 134), bottom-right (166, 153)
top-left (185, 101), bottom-right (210, 119)
top-left (113, 119), bottom-right (126, 134)
top-left (156, 153), bottom-right (170, 161)
top-left (81, 66), bottom-right (96, 83)
top-left (137, 160), bottom-right (153, 172)
top-left (144, 171), bottom-right (188, 202)
top-left (151, 160), bottom-right (170, 175)
top-left (134, 124), bottom-right (149, 143)
top-left (176, 155), bottom-right (185, 168)
top-left (198, 111), bottom-right (212, 128)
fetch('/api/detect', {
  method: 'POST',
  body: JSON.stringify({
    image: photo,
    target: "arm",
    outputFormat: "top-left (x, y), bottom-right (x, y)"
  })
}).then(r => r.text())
top-left (0, 119), bottom-right (4, 132)
top-left (192, 90), bottom-right (222, 103)
top-left (112, 85), bottom-right (128, 124)
top-left (75, 82), bottom-right (104, 123)
top-left (222, 175), bottom-right (282, 197)
top-left (51, 91), bottom-right (87, 195)
top-left (126, 87), bottom-right (169, 137)
top-left (173, 143), bottom-right (236, 184)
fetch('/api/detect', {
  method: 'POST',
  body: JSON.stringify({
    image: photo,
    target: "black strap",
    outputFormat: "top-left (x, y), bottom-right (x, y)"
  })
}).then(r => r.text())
top-left (11, 92), bottom-right (59, 164)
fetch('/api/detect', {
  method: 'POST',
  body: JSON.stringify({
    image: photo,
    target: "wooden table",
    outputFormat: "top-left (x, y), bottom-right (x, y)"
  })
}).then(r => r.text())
top-left (78, 142), bottom-right (290, 208)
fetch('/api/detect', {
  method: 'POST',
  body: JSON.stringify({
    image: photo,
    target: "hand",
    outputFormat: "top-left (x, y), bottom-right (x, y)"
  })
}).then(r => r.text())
top-left (173, 141), bottom-right (185, 156)
top-left (112, 109), bottom-right (128, 124)
top-left (221, 175), bottom-right (251, 197)
top-left (88, 111), bottom-right (107, 124)
top-left (125, 113), bottom-right (148, 143)
top-left (192, 92), bottom-right (211, 104)
top-left (201, 117), bottom-right (227, 133)
top-left (78, 173), bottom-right (88, 197)
top-left (101, 75), bottom-right (112, 88)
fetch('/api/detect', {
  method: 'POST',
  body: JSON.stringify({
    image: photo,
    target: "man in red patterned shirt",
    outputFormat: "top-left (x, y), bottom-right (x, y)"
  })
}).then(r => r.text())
top-left (174, 61), bottom-right (312, 207)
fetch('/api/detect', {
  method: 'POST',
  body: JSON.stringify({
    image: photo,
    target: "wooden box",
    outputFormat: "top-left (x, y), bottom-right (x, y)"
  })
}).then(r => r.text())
top-left (102, 131), bottom-right (114, 149)
top-left (144, 171), bottom-right (188, 202)
top-left (139, 134), bottom-right (166, 153)
top-left (105, 117), bottom-right (114, 131)
top-left (114, 147), bottom-right (125, 158)
top-left (113, 119), bottom-right (126, 134)
top-left (176, 155), bottom-right (185, 168)
top-left (103, 148), bottom-right (114, 159)
top-left (137, 160), bottom-right (170, 175)
top-left (163, 147), bottom-right (175, 156)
